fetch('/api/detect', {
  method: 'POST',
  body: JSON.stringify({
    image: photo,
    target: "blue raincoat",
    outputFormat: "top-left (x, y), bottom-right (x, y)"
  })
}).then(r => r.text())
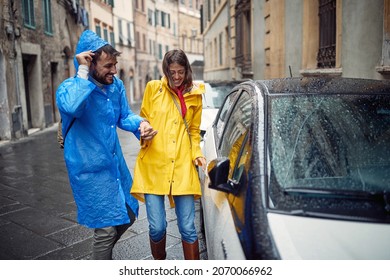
top-left (56, 30), bottom-right (141, 228)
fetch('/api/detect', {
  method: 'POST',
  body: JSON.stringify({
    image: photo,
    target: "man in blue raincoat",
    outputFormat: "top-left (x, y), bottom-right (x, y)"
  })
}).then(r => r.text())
top-left (56, 30), bottom-right (157, 259)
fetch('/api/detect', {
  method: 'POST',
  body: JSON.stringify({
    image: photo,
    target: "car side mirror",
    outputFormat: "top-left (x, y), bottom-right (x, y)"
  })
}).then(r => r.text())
top-left (207, 157), bottom-right (236, 193)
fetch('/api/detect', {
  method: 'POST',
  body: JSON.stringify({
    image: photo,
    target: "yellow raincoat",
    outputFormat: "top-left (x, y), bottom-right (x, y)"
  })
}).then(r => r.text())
top-left (131, 77), bottom-right (205, 207)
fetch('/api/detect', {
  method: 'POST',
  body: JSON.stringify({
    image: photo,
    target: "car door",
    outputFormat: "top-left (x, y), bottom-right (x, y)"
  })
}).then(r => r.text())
top-left (200, 88), bottom-right (244, 259)
top-left (216, 89), bottom-right (253, 258)
top-left (201, 87), bottom-right (253, 259)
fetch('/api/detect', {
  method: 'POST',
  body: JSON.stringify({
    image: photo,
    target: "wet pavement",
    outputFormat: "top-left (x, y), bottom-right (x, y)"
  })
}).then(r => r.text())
top-left (0, 104), bottom-right (207, 260)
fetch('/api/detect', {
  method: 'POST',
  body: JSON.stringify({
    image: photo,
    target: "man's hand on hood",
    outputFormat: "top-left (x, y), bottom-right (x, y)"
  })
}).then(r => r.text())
top-left (76, 50), bottom-right (95, 68)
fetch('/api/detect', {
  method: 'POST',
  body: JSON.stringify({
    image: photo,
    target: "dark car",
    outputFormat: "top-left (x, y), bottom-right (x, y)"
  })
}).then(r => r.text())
top-left (199, 77), bottom-right (390, 259)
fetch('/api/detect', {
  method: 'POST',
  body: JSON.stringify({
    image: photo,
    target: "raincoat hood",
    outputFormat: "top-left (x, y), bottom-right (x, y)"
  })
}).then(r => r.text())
top-left (73, 30), bottom-right (109, 71)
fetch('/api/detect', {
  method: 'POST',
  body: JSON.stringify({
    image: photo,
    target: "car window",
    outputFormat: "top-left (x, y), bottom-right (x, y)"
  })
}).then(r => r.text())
top-left (214, 90), bottom-right (240, 141)
top-left (219, 91), bottom-right (253, 258)
top-left (230, 131), bottom-right (250, 184)
top-left (219, 90), bottom-right (252, 157)
top-left (229, 132), bottom-right (253, 250)
top-left (269, 93), bottom-right (390, 194)
top-left (203, 83), bottom-right (236, 109)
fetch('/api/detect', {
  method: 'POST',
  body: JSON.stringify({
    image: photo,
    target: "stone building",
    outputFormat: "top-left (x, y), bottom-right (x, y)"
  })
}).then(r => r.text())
top-left (178, 0), bottom-right (204, 80)
top-left (133, 0), bottom-right (179, 102)
top-left (133, 0), bottom-right (204, 99)
top-left (0, 0), bottom-right (87, 141)
top-left (202, 0), bottom-right (390, 81)
top-left (0, 0), bottom-right (204, 141)
top-left (113, 1), bottom-right (136, 104)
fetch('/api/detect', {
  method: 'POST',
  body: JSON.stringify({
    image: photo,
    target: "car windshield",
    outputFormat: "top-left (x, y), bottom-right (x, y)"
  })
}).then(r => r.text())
top-left (268, 93), bottom-right (390, 203)
top-left (203, 83), bottom-right (237, 109)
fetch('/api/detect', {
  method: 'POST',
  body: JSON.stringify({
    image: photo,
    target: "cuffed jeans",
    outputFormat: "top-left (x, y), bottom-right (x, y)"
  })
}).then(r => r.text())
top-left (145, 194), bottom-right (197, 243)
top-left (92, 205), bottom-right (136, 260)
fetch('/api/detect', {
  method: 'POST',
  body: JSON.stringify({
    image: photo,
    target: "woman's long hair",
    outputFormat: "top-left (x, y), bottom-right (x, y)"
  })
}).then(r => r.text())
top-left (162, 49), bottom-right (193, 90)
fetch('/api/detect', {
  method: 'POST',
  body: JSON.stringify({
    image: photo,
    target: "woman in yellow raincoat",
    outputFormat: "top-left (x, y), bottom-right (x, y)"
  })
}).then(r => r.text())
top-left (131, 49), bottom-right (206, 260)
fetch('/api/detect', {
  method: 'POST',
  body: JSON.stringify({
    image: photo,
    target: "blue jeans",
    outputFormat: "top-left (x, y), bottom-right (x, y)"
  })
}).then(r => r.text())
top-left (145, 194), bottom-right (197, 243)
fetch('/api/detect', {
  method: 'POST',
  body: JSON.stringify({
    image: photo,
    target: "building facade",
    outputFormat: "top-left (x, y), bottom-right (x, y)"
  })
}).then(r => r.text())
top-left (1, 0), bottom-right (203, 141)
top-left (0, 0), bottom-right (88, 140)
top-left (201, 0), bottom-right (235, 81)
top-left (202, 0), bottom-right (390, 81)
top-left (178, 0), bottom-right (204, 80)
top-left (133, 0), bottom-right (179, 103)
top-left (113, 0), bottom-right (136, 103)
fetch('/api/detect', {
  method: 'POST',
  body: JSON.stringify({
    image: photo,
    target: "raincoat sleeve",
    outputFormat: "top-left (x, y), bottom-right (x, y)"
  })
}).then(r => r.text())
top-left (189, 95), bottom-right (204, 161)
top-left (56, 77), bottom-right (96, 118)
top-left (117, 79), bottom-right (143, 139)
top-left (139, 82), bottom-right (154, 121)
top-left (137, 82), bottom-right (156, 147)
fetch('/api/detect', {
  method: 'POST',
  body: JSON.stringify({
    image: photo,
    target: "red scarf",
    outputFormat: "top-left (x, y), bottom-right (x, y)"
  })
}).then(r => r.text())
top-left (174, 85), bottom-right (187, 117)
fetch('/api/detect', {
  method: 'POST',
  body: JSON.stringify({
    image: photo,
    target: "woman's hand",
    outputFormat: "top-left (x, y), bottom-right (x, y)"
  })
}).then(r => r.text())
top-left (139, 121), bottom-right (158, 140)
top-left (194, 157), bottom-right (206, 171)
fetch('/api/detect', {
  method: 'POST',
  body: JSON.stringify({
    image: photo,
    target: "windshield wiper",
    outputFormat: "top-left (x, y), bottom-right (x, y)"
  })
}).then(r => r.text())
top-left (284, 188), bottom-right (390, 212)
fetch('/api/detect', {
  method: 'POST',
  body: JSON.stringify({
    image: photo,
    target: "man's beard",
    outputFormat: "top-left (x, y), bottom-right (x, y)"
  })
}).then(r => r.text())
top-left (91, 70), bottom-right (113, 85)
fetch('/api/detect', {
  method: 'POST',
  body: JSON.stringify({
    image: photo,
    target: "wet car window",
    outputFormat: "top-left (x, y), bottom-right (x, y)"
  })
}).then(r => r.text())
top-left (219, 91), bottom-right (253, 256)
top-left (268, 93), bottom-right (390, 194)
top-left (227, 131), bottom-right (253, 256)
top-left (219, 90), bottom-right (252, 157)
top-left (203, 83), bottom-right (235, 109)
top-left (215, 90), bottom-right (240, 141)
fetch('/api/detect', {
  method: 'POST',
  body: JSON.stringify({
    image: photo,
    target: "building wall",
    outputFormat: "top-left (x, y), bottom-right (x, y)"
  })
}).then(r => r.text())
top-left (0, 0), bottom-right (87, 140)
top-left (1, 0), bottom-right (20, 139)
top-left (134, 0), bottom-right (180, 101)
top-left (204, 0), bottom-right (389, 81)
top-left (134, 0), bottom-right (149, 101)
top-left (155, 0), bottom-right (179, 74)
top-left (252, 0), bottom-right (265, 80)
top-left (89, 0), bottom-right (114, 36)
top-left (202, 0), bottom-right (232, 81)
top-left (284, 0), bottom-right (303, 78)
top-left (265, 0), bottom-right (285, 79)
top-left (178, 0), bottom-right (204, 80)
top-left (113, 0), bottom-right (137, 103)
top-left (0, 48), bottom-right (10, 139)
top-left (342, 0), bottom-right (384, 79)
top-left (0, 0), bottom-right (202, 141)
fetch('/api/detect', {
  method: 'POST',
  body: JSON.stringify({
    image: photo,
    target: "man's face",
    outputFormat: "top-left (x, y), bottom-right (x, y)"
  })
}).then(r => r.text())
top-left (90, 51), bottom-right (118, 85)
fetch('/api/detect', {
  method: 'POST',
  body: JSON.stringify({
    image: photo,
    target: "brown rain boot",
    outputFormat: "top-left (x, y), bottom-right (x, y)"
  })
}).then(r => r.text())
top-left (150, 235), bottom-right (167, 260)
top-left (182, 239), bottom-right (200, 260)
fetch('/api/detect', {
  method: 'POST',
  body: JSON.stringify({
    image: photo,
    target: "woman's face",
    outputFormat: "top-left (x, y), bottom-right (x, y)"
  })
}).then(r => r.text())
top-left (169, 62), bottom-right (186, 88)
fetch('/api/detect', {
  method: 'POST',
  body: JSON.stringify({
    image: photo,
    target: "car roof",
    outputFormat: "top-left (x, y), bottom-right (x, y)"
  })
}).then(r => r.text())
top-left (205, 80), bottom-right (248, 86)
top-left (235, 77), bottom-right (390, 95)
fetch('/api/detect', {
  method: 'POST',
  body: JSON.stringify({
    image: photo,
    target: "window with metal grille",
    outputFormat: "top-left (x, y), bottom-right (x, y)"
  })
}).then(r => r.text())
top-left (317, 0), bottom-right (336, 68)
